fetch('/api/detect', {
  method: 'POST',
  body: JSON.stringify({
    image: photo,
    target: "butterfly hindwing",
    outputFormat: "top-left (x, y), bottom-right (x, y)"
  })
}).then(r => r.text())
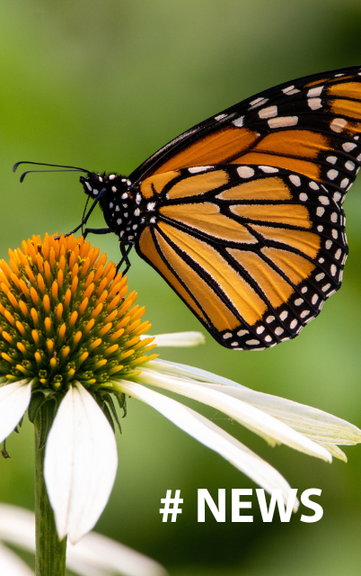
top-left (136, 164), bottom-right (347, 349)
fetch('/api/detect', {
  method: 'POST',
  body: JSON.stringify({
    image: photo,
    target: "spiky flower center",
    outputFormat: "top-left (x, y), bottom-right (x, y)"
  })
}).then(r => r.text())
top-left (0, 234), bottom-right (156, 395)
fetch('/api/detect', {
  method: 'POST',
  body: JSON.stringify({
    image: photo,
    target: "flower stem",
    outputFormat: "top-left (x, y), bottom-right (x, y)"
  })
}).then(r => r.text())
top-left (34, 404), bottom-right (67, 576)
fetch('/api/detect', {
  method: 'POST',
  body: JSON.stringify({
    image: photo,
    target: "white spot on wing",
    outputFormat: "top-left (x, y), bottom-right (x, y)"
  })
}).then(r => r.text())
top-left (309, 181), bottom-right (320, 190)
top-left (289, 174), bottom-right (301, 186)
top-left (330, 118), bottom-right (347, 133)
top-left (246, 339), bottom-right (261, 346)
top-left (249, 97), bottom-right (269, 108)
top-left (326, 156), bottom-right (337, 164)
top-left (237, 166), bottom-right (255, 178)
top-left (318, 196), bottom-right (330, 206)
top-left (258, 105), bottom-right (278, 119)
top-left (282, 85), bottom-right (300, 95)
top-left (259, 166), bottom-right (279, 173)
top-left (327, 169), bottom-right (338, 180)
top-left (300, 309), bottom-right (310, 318)
top-left (188, 166), bottom-right (212, 174)
top-left (308, 98), bottom-right (322, 110)
top-left (342, 142), bottom-right (357, 152)
top-left (268, 116), bottom-right (298, 128)
top-left (308, 86), bottom-right (324, 97)
top-left (237, 329), bottom-right (249, 337)
top-left (233, 116), bottom-right (244, 127)
top-left (345, 160), bottom-right (355, 171)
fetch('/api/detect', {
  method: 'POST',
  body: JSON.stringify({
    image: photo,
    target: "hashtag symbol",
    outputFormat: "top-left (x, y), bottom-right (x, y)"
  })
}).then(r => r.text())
top-left (159, 490), bottom-right (183, 522)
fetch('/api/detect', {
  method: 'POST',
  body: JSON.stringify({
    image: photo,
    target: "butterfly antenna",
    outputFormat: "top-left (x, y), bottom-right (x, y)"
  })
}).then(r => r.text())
top-left (13, 161), bottom-right (89, 183)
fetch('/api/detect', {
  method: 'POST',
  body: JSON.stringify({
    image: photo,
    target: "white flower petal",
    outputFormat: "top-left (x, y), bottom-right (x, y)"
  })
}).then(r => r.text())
top-left (147, 331), bottom-right (205, 347)
top-left (227, 389), bottom-right (361, 446)
top-left (150, 359), bottom-right (361, 455)
top-left (0, 504), bottom-right (35, 552)
top-left (317, 443), bottom-right (347, 462)
top-left (137, 368), bottom-right (331, 462)
top-left (0, 504), bottom-right (166, 576)
top-left (116, 380), bottom-right (297, 507)
top-left (0, 542), bottom-right (34, 576)
top-left (44, 383), bottom-right (118, 544)
top-left (148, 359), bottom-right (243, 387)
top-left (194, 382), bottom-right (361, 450)
top-left (0, 380), bottom-right (32, 443)
top-left (68, 531), bottom-right (168, 576)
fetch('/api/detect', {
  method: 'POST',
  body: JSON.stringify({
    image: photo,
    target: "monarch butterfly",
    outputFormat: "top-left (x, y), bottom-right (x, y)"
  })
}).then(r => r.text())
top-left (15, 65), bottom-right (361, 350)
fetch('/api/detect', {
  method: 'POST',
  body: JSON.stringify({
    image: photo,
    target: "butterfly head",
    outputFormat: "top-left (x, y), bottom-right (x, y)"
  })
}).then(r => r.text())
top-left (80, 172), bottom-right (109, 200)
top-left (80, 172), bottom-right (132, 200)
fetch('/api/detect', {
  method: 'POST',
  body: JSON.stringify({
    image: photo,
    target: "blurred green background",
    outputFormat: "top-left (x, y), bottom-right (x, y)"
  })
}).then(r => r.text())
top-left (1, 0), bottom-right (361, 574)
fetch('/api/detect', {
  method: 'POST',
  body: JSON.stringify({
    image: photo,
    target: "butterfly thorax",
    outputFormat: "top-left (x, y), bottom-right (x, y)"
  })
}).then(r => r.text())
top-left (80, 172), bottom-right (150, 243)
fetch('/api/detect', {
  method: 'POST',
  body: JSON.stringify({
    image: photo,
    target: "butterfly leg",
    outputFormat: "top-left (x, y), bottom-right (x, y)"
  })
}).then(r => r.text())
top-left (59, 221), bottom-right (85, 238)
top-left (116, 243), bottom-right (133, 274)
top-left (57, 189), bottom-right (106, 239)
top-left (82, 227), bottom-right (112, 239)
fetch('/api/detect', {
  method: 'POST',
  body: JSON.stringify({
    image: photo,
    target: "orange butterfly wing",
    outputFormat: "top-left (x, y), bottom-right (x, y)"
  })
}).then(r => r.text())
top-left (130, 66), bottom-right (361, 349)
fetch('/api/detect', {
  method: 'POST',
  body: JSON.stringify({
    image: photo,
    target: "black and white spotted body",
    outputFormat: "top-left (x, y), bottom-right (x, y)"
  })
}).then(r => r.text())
top-left (80, 172), bottom-right (150, 246)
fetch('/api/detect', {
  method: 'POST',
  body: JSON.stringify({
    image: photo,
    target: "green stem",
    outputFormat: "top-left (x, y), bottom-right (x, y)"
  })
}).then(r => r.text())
top-left (34, 404), bottom-right (67, 576)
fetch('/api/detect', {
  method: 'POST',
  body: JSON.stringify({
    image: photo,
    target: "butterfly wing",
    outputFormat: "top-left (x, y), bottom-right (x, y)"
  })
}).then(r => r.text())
top-left (135, 165), bottom-right (347, 349)
top-left (129, 66), bottom-right (361, 349)
top-left (130, 65), bottom-right (361, 203)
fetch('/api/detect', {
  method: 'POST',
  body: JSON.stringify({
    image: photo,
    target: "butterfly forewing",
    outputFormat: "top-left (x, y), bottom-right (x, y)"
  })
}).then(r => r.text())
top-left (130, 66), bottom-right (361, 203)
